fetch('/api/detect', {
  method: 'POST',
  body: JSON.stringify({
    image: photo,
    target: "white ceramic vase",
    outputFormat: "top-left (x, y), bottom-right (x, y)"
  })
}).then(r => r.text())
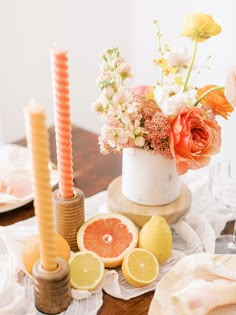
top-left (122, 148), bottom-right (181, 206)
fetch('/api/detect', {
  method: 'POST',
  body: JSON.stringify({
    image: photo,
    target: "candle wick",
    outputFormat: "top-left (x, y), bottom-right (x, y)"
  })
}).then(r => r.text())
top-left (29, 99), bottom-right (37, 106)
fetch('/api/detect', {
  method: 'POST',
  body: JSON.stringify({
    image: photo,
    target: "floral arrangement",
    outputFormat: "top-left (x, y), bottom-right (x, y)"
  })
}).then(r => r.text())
top-left (93, 13), bottom-right (236, 175)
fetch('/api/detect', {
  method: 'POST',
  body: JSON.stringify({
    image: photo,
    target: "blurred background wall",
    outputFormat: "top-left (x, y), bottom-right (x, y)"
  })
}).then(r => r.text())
top-left (0, 0), bottom-right (133, 143)
top-left (1, 0), bottom-right (236, 162)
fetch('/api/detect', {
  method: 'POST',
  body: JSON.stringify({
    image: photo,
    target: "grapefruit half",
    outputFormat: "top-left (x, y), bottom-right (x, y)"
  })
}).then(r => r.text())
top-left (77, 213), bottom-right (138, 268)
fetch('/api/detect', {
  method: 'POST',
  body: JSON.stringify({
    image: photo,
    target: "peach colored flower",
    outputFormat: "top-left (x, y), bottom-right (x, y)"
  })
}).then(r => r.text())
top-left (197, 85), bottom-right (234, 119)
top-left (225, 66), bottom-right (236, 107)
top-left (170, 107), bottom-right (221, 175)
top-left (131, 85), bottom-right (155, 100)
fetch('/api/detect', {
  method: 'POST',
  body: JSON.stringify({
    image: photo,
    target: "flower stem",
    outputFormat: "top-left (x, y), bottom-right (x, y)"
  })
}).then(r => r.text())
top-left (193, 85), bottom-right (225, 106)
top-left (154, 19), bottom-right (164, 84)
top-left (183, 35), bottom-right (198, 91)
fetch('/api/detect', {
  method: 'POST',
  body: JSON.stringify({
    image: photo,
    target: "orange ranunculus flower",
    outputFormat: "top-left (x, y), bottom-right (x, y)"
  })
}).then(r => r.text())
top-left (170, 107), bottom-right (221, 175)
top-left (197, 85), bottom-right (234, 119)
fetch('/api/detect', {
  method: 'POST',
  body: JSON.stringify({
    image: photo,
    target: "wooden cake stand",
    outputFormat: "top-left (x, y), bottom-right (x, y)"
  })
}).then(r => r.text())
top-left (107, 176), bottom-right (191, 227)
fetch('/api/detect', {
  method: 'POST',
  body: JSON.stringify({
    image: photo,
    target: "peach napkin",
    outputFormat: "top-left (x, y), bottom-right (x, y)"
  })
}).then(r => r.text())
top-left (149, 253), bottom-right (236, 315)
top-left (0, 144), bottom-right (58, 207)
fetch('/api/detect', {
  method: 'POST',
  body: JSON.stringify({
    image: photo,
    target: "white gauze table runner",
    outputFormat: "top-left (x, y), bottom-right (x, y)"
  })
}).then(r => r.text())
top-left (1, 172), bottom-right (236, 315)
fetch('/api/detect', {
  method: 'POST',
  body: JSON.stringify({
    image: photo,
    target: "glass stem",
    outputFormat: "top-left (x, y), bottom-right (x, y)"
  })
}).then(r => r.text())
top-left (233, 220), bottom-right (236, 243)
top-left (0, 112), bottom-right (4, 147)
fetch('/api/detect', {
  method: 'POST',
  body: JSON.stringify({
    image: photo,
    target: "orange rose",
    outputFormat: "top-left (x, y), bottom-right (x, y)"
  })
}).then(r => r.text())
top-left (197, 85), bottom-right (234, 119)
top-left (170, 107), bottom-right (221, 175)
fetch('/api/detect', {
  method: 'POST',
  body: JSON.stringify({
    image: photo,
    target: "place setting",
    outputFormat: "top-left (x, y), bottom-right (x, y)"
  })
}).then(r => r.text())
top-left (0, 144), bottom-right (59, 213)
top-left (1, 9), bottom-right (236, 315)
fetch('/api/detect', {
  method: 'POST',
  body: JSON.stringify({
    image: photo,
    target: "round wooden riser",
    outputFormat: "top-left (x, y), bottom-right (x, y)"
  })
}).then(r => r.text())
top-left (107, 176), bottom-right (191, 227)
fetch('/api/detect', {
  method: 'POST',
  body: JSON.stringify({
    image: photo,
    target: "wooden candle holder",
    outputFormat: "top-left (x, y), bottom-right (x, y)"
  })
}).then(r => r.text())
top-left (33, 257), bottom-right (71, 314)
top-left (52, 187), bottom-right (84, 252)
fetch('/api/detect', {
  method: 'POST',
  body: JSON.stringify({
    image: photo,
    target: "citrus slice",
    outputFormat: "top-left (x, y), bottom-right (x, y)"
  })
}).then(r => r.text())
top-left (122, 248), bottom-right (159, 287)
top-left (69, 250), bottom-right (104, 290)
top-left (77, 213), bottom-right (139, 268)
top-left (22, 233), bottom-right (70, 275)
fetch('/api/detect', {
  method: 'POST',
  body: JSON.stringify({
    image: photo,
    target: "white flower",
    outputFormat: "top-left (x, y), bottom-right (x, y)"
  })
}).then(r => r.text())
top-left (101, 125), bottom-right (130, 148)
top-left (113, 56), bottom-right (132, 78)
top-left (97, 71), bottom-right (114, 84)
top-left (101, 125), bottom-right (116, 148)
top-left (166, 46), bottom-right (191, 67)
top-left (112, 89), bottom-right (126, 106)
top-left (91, 101), bottom-right (103, 113)
top-left (113, 56), bottom-right (125, 68)
top-left (160, 93), bottom-right (189, 115)
top-left (116, 129), bottom-right (130, 144)
top-left (116, 62), bottom-right (132, 78)
top-left (112, 88), bottom-right (132, 107)
top-left (160, 89), bottom-right (196, 116)
top-left (154, 84), bottom-right (196, 115)
top-left (104, 87), bottom-right (115, 98)
top-left (134, 119), bottom-right (142, 129)
top-left (134, 136), bottom-right (145, 147)
top-left (99, 62), bottom-right (109, 72)
top-left (120, 112), bottom-right (131, 125)
top-left (98, 92), bottom-right (109, 109)
top-left (154, 83), bottom-right (181, 105)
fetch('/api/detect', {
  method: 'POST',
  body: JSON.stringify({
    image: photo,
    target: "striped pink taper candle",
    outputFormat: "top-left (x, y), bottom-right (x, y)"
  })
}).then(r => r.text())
top-left (51, 48), bottom-right (74, 199)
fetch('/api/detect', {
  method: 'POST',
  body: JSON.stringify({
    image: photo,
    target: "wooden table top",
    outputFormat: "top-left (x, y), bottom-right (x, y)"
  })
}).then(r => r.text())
top-left (0, 125), bottom-right (154, 315)
top-left (0, 125), bottom-right (234, 315)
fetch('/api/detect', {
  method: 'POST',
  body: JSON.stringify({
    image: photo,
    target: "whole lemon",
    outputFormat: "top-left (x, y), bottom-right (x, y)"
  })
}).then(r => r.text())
top-left (138, 215), bottom-right (172, 264)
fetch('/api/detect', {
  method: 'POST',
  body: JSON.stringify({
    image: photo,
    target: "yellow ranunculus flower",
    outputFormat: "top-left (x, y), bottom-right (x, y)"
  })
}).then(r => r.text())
top-left (180, 13), bottom-right (221, 42)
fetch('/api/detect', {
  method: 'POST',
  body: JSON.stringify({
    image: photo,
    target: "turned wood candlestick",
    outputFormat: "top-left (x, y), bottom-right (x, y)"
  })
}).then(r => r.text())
top-left (52, 187), bottom-right (84, 252)
top-left (33, 257), bottom-right (71, 314)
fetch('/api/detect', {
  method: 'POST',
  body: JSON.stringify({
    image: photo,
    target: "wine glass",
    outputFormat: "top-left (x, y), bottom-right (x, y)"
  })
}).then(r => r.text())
top-left (209, 160), bottom-right (236, 254)
top-left (0, 111), bottom-right (4, 148)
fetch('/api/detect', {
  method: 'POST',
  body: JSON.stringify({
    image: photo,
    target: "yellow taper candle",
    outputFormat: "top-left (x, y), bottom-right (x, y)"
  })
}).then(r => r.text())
top-left (25, 102), bottom-right (57, 271)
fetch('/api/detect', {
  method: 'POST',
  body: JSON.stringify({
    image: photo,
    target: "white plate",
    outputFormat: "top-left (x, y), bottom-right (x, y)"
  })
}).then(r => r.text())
top-left (0, 144), bottom-right (58, 213)
top-left (0, 196), bottom-right (34, 213)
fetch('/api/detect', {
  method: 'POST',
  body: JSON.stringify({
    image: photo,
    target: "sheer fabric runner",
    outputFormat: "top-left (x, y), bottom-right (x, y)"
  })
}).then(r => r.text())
top-left (1, 173), bottom-right (236, 315)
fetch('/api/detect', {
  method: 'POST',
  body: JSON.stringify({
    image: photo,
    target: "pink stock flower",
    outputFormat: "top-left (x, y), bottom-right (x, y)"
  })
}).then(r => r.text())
top-left (169, 107), bottom-right (221, 175)
top-left (225, 66), bottom-right (236, 107)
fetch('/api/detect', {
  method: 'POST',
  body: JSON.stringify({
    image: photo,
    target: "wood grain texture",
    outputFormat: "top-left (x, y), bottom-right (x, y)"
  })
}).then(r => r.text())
top-left (52, 187), bottom-right (85, 252)
top-left (107, 176), bottom-right (191, 227)
top-left (0, 126), bottom-right (122, 226)
top-left (33, 257), bottom-right (71, 314)
top-left (0, 125), bottom-right (234, 315)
